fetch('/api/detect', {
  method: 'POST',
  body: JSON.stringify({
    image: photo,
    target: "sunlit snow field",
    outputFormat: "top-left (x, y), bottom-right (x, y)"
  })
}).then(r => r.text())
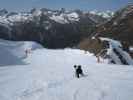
top-left (0, 39), bottom-right (133, 100)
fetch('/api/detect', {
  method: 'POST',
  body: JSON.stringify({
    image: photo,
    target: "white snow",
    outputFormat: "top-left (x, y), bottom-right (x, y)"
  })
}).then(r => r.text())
top-left (0, 39), bottom-right (133, 100)
top-left (0, 39), bottom-right (43, 66)
top-left (100, 37), bottom-right (122, 47)
top-left (67, 12), bottom-right (79, 21)
top-left (49, 12), bottom-right (79, 24)
top-left (0, 13), bottom-right (33, 25)
top-left (130, 47), bottom-right (133, 51)
top-left (106, 47), bottom-right (122, 64)
top-left (32, 9), bottom-right (42, 17)
top-left (89, 10), bottom-right (97, 15)
top-left (100, 37), bottom-right (133, 65)
top-left (89, 10), bottom-right (114, 18)
top-left (0, 9), bottom-right (114, 25)
top-left (50, 14), bottom-right (69, 24)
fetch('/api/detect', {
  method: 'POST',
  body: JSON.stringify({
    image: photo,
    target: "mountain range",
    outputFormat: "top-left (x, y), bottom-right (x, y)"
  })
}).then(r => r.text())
top-left (0, 8), bottom-right (113, 48)
top-left (0, 5), bottom-right (133, 50)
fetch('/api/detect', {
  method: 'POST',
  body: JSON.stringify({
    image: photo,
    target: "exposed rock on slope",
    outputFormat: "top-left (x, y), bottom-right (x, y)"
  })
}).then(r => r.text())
top-left (79, 37), bottom-right (133, 65)
top-left (96, 5), bottom-right (133, 46)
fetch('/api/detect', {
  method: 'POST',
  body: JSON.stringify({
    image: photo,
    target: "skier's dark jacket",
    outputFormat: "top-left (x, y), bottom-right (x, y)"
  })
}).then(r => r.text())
top-left (76, 66), bottom-right (83, 74)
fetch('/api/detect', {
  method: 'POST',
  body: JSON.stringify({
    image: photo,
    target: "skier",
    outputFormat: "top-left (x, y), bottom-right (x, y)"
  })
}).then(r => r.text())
top-left (25, 48), bottom-right (31, 57)
top-left (73, 65), bottom-right (84, 78)
top-left (96, 55), bottom-right (101, 63)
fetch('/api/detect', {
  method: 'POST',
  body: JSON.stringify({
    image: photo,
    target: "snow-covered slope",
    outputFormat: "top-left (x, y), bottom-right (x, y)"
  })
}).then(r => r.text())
top-left (0, 39), bottom-right (133, 100)
top-left (100, 37), bottom-right (133, 65)
top-left (0, 39), bottom-right (43, 66)
top-left (49, 12), bottom-right (79, 24)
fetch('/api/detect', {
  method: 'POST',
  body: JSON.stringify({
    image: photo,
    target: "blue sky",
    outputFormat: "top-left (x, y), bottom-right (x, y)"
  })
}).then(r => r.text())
top-left (0, 0), bottom-right (133, 11)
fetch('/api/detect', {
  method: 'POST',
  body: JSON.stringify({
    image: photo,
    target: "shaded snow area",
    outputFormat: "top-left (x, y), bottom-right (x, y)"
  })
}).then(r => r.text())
top-left (0, 39), bottom-right (133, 100)
top-left (0, 39), bottom-right (43, 66)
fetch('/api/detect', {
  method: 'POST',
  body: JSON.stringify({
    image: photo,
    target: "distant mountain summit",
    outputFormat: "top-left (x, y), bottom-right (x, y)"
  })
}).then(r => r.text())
top-left (0, 8), bottom-right (113, 25)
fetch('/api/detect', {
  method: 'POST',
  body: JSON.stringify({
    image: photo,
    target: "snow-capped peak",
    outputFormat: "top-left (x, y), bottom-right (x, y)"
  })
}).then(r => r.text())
top-left (89, 10), bottom-right (114, 18)
top-left (49, 12), bottom-right (79, 24)
top-left (0, 8), bottom-right (114, 25)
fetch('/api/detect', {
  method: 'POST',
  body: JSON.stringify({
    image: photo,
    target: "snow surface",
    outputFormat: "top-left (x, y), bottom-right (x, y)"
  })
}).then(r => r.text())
top-left (67, 12), bottom-right (79, 21)
top-left (0, 39), bottom-right (133, 100)
top-left (100, 37), bottom-right (133, 65)
top-left (89, 10), bottom-right (114, 18)
top-left (130, 47), bottom-right (133, 51)
top-left (50, 14), bottom-right (69, 24)
top-left (0, 13), bottom-right (33, 25)
top-left (0, 39), bottom-right (43, 66)
top-left (50, 12), bottom-right (79, 24)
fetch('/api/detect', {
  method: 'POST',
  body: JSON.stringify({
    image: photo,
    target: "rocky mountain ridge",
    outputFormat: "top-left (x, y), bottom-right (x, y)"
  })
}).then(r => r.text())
top-left (0, 8), bottom-right (113, 48)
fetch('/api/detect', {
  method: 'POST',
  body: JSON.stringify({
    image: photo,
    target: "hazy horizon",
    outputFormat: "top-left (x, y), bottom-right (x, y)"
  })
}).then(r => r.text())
top-left (0, 0), bottom-right (133, 12)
